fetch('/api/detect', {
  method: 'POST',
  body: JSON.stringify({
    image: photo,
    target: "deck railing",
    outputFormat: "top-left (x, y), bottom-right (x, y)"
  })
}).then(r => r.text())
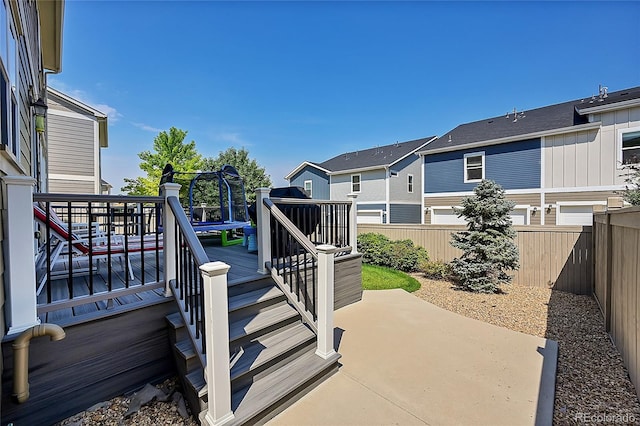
top-left (257, 188), bottom-right (346, 360)
top-left (32, 193), bottom-right (165, 314)
top-left (162, 183), bottom-right (234, 425)
top-left (270, 197), bottom-right (355, 250)
top-left (166, 194), bottom-right (209, 361)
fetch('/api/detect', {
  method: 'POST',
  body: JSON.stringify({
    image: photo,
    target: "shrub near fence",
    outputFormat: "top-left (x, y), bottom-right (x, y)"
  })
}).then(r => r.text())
top-left (594, 207), bottom-right (640, 401)
top-left (357, 224), bottom-right (593, 295)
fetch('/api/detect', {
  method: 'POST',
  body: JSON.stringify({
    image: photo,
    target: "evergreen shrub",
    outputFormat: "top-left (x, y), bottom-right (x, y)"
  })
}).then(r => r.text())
top-left (450, 179), bottom-right (519, 293)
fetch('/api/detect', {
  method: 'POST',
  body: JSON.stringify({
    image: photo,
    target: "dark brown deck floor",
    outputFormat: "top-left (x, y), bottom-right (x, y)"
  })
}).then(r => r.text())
top-left (37, 235), bottom-right (260, 325)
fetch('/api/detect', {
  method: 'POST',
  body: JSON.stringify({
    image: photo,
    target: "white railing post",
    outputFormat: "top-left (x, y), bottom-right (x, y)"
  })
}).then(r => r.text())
top-left (2, 176), bottom-right (40, 335)
top-left (161, 182), bottom-right (181, 296)
top-left (256, 188), bottom-right (271, 274)
top-left (347, 193), bottom-right (358, 254)
top-left (201, 261), bottom-right (234, 426)
top-left (316, 244), bottom-right (337, 360)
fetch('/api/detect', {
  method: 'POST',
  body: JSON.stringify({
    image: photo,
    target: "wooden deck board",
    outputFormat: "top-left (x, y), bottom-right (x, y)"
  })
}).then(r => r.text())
top-left (36, 235), bottom-right (259, 324)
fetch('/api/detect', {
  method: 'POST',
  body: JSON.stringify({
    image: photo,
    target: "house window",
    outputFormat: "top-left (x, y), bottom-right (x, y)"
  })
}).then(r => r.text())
top-left (303, 180), bottom-right (312, 197)
top-left (351, 174), bottom-right (361, 193)
top-left (464, 152), bottom-right (485, 183)
top-left (0, 1), bottom-right (19, 158)
top-left (407, 174), bottom-right (414, 193)
top-left (619, 127), bottom-right (640, 166)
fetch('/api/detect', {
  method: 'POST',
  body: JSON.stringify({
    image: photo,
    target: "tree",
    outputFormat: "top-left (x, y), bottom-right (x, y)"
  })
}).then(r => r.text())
top-left (202, 147), bottom-right (272, 203)
top-left (621, 164), bottom-right (640, 205)
top-left (449, 179), bottom-right (519, 293)
top-left (121, 127), bottom-right (204, 197)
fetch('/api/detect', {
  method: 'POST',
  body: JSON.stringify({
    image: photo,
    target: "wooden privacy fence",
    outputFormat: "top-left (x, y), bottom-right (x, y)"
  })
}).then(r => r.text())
top-left (358, 224), bottom-right (593, 294)
top-left (594, 207), bottom-right (640, 400)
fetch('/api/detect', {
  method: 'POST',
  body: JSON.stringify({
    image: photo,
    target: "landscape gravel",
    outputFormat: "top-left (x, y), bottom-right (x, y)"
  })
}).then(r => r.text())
top-left (58, 279), bottom-right (640, 425)
top-left (413, 275), bottom-right (640, 425)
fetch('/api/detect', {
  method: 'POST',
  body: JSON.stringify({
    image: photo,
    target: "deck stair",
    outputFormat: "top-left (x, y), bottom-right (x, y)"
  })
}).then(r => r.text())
top-left (166, 275), bottom-right (340, 425)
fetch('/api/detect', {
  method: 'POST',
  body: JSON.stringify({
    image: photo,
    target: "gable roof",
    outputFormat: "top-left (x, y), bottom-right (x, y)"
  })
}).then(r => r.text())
top-left (47, 87), bottom-right (109, 148)
top-left (420, 86), bottom-right (640, 155)
top-left (318, 136), bottom-right (436, 174)
top-left (284, 161), bottom-right (331, 181)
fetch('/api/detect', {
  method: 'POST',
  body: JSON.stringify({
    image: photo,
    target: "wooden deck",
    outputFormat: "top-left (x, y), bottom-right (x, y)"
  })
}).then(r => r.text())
top-left (37, 235), bottom-right (260, 325)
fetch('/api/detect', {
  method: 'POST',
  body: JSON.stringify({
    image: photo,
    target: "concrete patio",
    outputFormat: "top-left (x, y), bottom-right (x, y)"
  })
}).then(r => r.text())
top-left (269, 289), bottom-right (557, 426)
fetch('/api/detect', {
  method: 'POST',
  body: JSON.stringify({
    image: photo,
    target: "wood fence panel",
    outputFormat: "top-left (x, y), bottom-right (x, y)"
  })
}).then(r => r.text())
top-left (358, 224), bottom-right (593, 294)
top-left (592, 207), bottom-right (640, 400)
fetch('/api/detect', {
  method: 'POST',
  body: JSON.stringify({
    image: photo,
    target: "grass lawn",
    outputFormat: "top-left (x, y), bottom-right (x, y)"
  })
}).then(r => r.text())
top-left (361, 264), bottom-right (421, 292)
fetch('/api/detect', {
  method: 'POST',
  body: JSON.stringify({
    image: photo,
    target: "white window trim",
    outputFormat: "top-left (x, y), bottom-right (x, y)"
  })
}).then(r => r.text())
top-left (463, 151), bottom-right (485, 183)
top-left (303, 179), bottom-right (312, 197)
top-left (0, 2), bottom-right (20, 160)
top-left (351, 173), bottom-right (361, 193)
top-left (407, 174), bottom-right (414, 193)
top-left (617, 125), bottom-right (640, 169)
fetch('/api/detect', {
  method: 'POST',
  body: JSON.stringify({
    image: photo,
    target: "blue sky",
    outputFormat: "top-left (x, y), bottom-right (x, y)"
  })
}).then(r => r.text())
top-left (50, 1), bottom-right (640, 193)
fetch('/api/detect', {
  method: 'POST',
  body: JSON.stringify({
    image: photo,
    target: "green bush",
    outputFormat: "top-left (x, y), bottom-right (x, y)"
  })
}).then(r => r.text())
top-left (419, 260), bottom-right (452, 280)
top-left (357, 233), bottom-right (392, 266)
top-left (358, 233), bottom-right (429, 273)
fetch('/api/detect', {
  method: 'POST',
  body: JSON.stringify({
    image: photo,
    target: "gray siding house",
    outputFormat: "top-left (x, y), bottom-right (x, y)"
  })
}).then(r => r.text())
top-left (0, 0), bottom-right (64, 400)
top-left (419, 85), bottom-right (640, 226)
top-left (287, 137), bottom-right (436, 224)
top-left (46, 87), bottom-right (108, 194)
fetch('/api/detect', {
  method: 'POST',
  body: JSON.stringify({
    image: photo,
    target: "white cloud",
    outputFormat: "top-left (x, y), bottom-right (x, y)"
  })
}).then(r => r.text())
top-left (132, 122), bottom-right (163, 133)
top-left (47, 79), bottom-right (122, 122)
top-left (215, 132), bottom-right (253, 146)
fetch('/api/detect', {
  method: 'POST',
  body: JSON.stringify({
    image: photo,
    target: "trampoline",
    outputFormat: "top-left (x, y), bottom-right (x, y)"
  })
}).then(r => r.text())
top-left (160, 164), bottom-right (251, 244)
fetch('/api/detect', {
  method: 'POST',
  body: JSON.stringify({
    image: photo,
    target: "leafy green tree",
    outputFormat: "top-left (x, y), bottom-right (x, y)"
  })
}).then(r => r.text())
top-left (450, 179), bottom-right (519, 293)
top-left (121, 127), bottom-right (204, 198)
top-left (202, 147), bottom-right (272, 203)
top-left (621, 164), bottom-right (640, 205)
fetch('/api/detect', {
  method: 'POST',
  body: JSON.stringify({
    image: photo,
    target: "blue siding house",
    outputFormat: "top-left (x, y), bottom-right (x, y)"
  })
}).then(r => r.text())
top-left (418, 85), bottom-right (640, 226)
top-left (286, 137), bottom-right (436, 224)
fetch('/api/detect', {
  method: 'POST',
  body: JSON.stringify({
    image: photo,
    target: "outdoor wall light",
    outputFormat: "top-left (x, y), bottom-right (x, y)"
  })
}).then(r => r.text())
top-left (532, 206), bottom-right (538, 214)
top-left (546, 204), bottom-right (553, 213)
top-left (31, 97), bottom-right (48, 134)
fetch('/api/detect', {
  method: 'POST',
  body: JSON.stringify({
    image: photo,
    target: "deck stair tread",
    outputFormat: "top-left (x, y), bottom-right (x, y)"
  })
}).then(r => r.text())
top-left (229, 303), bottom-right (299, 343)
top-left (175, 338), bottom-right (196, 361)
top-left (228, 285), bottom-right (284, 313)
top-left (231, 350), bottom-right (341, 424)
top-left (166, 311), bottom-right (184, 330)
top-left (230, 322), bottom-right (315, 382)
top-left (185, 369), bottom-right (207, 398)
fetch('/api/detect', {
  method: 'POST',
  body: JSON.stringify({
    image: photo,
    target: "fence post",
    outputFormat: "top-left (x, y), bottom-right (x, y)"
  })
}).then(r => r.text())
top-left (2, 176), bottom-right (40, 335)
top-left (201, 261), bottom-right (234, 426)
top-left (604, 212), bottom-right (613, 332)
top-left (256, 188), bottom-right (271, 275)
top-left (161, 183), bottom-right (181, 296)
top-left (347, 193), bottom-right (358, 254)
top-left (316, 244), bottom-right (337, 359)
